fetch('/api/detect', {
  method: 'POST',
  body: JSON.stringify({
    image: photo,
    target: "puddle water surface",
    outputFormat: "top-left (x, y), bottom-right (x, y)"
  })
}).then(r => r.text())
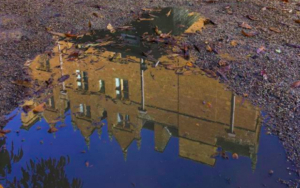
top-left (0, 8), bottom-right (296, 188)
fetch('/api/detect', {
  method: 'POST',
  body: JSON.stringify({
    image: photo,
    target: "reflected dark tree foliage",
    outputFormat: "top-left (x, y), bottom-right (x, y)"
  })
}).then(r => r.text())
top-left (7, 156), bottom-right (83, 188)
top-left (0, 139), bottom-right (23, 177)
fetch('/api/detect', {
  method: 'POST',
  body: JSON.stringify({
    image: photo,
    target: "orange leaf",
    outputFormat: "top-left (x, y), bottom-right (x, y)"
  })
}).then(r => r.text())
top-left (232, 153), bottom-right (239, 159)
top-left (0, 129), bottom-right (11, 134)
top-left (241, 30), bottom-right (258, 37)
top-left (186, 62), bottom-right (194, 67)
top-left (48, 127), bottom-right (58, 133)
top-left (206, 45), bottom-right (213, 52)
top-left (239, 22), bottom-right (252, 29)
top-left (246, 15), bottom-right (259, 21)
top-left (64, 33), bottom-right (78, 38)
top-left (269, 27), bottom-right (281, 33)
top-left (291, 81), bottom-right (300, 88)
top-left (33, 103), bottom-right (46, 113)
top-left (230, 40), bottom-right (238, 47)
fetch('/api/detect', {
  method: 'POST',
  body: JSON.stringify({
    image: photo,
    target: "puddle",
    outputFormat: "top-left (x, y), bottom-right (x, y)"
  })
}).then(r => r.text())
top-left (0, 7), bottom-right (296, 188)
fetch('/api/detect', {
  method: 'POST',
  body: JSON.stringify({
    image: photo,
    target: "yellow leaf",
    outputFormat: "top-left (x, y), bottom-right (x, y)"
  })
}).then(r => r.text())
top-left (166, 10), bottom-right (171, 17)
top-left (107, 23), bottom-right (116, 33)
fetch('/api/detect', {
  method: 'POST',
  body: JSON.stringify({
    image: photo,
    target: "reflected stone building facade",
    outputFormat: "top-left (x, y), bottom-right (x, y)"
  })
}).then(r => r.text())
top-left (22, 38), bottom-right (261, 169)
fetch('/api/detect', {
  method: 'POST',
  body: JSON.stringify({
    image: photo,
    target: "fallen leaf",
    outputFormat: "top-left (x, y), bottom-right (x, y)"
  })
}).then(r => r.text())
top-left (48, 127), bottom-right (58, 133)
top-left (241, 30), bottom-right (258, 37)
top-left (232, 153), bottom-right (239, 159)
top-left (230, 40), bottom-right (238, 47)
top-left (154, 26), bottom-right (162, 35)
top-left (246, 15), bottom-right (259, 21)
top-left (138, 18), bottom-right (154, 21)
top-left (107, 23), bottom-right (116, 33)
top-left (269, 27), bottom-right (281, 33)
top-left (11, 80), bottom-right (32, 88)
top-left (186, 62), bottom-right (194, 67)
top-left (99, 41), bottom-right (115, 46)
top-left (0, 129), bottom-right (11, 134)
top-left (166, 10), bottom-right (171, 17)
top-left (295, 20), bottom-right (300, 24)
top-left (291, 81), bottom-right (300, 88)
top-left (48, 31), bottom-right (78, 38)
top-left (257, 46), bottom-right (266, 54)
top-left (33, 103), bottom-right (46, 113)
top-left (239, 22), bottom-right (252, 29)
top-left (92, 13), bottom-right (98, 17)
top-left (206, 102), bottom-right (212, 108)
top-left (206, 45), bottom-right (213, 52)
top-left (65, 33), bottom-right (78, 38)
top-left (88, 20), bottom-right (92, 29)
top-left (218, 60), bottom-right (227, 66)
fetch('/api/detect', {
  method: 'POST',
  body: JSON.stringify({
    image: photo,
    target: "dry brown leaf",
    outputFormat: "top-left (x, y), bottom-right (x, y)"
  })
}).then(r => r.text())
top-left (92, 13), bottom-right (98, 17)
top-left (33, 103), bottom-right (46, 113)
top-left (291, 81), bottom-right (300, 88)
top-left (141, 8), bottom-right (161, 12)
top-left (11, 80), bottom-right (32, 88)
top-left (294, 20), bottom-right (300, 24)
top-left (48, 127), bottom-right (58, 133)
top-left (246, 15), bottom-right (259, 21)
top-left (241, 30), bottom-right (258, 37)
top-left (99, 41), bottom-right (114, 46)
top-left (107, 23), bottom-right (116, 33)
top-left (232, 153), bottom-right (239, 159)
top-left (166, 10), bottom-right (171, 17)
top-left (64, 33), bottom-right (78, 38)
top-left (239, 22), bottom-right (252, 29)
top-left (138, 18), bottom-right (154, 21)
top-left (48, 31), bottom-right (78, 38)
top-left (269, 27), bottom-right (281, 33)
top-left (206, 45), bottom-right (213, 52)
top-left (218, 60), bottom-right (227, 66)
top-left (0, 129), bottom-right (11, 134)
top-left (88, 21), bottom-right (92, 29)
top-left (230, 40), bottom-right (238, 47)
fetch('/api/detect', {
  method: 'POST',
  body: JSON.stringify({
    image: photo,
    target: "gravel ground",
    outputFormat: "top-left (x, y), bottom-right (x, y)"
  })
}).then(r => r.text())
top-left (1, 0), bottom-right (300, 185)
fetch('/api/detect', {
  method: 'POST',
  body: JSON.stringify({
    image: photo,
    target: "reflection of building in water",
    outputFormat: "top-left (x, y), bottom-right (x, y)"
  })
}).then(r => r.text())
top-left (23, 39), bottom-right (261, 169)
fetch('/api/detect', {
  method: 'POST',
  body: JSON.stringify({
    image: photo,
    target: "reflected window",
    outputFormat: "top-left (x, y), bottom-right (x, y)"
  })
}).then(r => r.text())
top-left (76, 70), bottom-right (89, 90)
top-left (115, 78), bottom-right (129, 100)
top-left (38, 54), bottom-right (50, 72)
top-left (46, 96), bottom-right (55, 109)
top-left (99, 80), bottom-right (105, 93)
top-left (117, 113), bottom-right (130, 128)
top-left (79, 104), bottom-right (91, 118)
